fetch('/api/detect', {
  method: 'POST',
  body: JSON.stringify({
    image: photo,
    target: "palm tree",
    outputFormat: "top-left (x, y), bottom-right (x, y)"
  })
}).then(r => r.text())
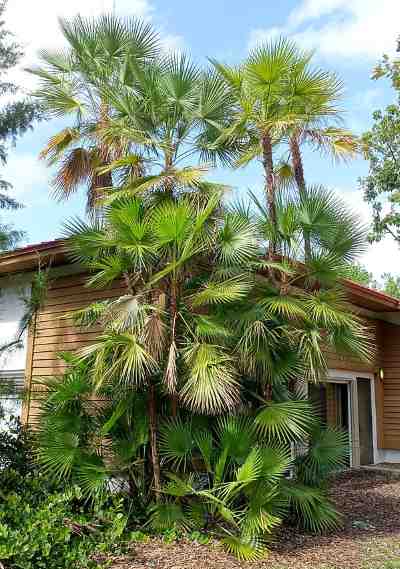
top-left (56, 185), bottom-right (370, 491)
top-left (62, 191), bottom-right (258, 492)
top-left (27, 14), bottom-right (160, 214)
top-left (28, 15), bottom-right (235, 216)
top-left (96, 52), bottom-right (236, 204)
top-left (210, 39), bottom-right (308, 256)
top-left (210, 40), bottom-right (360, 260)
top-left (280, 57), bottom-right (359, 258)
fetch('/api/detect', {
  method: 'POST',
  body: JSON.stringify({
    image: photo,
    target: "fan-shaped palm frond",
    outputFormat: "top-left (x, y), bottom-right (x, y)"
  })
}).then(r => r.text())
top-left (159, 418), bottom-right (194, 470)
top-left (221, 533), bottom-right (268, 561)
top-left (180, 342), bottom-right (240, 414)
top-left (148, 502), bottom-right (190, 531)
top-left (255, 400), bottom-right (316, 442)
top-left (296, 426), bottom-right (349, 486)
top-left (283, 483), bottom-right (340, 533)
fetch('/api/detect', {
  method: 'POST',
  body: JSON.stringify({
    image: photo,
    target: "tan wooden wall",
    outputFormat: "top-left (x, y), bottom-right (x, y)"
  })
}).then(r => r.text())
top-left (379, 321), bottom-right (400, 450)
top-left (23, 272), bottom-right (127, 424)
top-left (324, 317), bottom-right (381, 374)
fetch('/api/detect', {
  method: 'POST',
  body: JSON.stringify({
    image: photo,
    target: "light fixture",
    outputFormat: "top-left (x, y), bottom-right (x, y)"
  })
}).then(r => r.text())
top-left (379, 367), bottom-right (384, 381)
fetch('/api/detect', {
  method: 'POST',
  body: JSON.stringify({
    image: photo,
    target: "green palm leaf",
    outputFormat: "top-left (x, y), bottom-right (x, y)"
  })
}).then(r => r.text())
top-left (255, 400), bottom-right (316, 442)
top-left (180, 343), bottom-right (240, 414)
top-left (159, 418), bottom-right (194, 470)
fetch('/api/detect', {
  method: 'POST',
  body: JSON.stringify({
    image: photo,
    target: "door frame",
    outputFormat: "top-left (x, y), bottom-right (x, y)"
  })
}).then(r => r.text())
top-left (327, 370), bottom-right (377, 466)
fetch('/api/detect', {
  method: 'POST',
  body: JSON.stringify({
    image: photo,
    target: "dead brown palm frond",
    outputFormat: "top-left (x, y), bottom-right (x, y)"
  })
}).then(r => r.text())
top-left (142, 292), bottom-right (167, 361)
top-left (39, 127), bottom-right (81, 164)
top-left (303, 127), bottom-right (360, 162)
top-left (52, 147), bottom-right (96, 200)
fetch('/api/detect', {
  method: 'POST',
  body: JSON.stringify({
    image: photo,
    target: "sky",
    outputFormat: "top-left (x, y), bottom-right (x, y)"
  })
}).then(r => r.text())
top-left (3, 0), bottom-right (400, 279)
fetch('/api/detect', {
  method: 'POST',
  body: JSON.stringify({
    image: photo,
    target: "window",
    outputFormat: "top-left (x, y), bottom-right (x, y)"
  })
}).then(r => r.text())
top-left (0, 370), bottom-right (24, 428)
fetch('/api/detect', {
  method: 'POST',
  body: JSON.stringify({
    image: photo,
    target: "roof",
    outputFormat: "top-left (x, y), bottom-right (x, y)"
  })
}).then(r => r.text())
top-left (0, 239), bottom-right (67, 275)
top-left (1, 239), bottom-right (399, 313)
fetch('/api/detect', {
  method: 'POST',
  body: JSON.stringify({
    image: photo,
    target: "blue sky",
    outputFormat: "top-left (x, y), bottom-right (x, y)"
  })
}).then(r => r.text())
top-left (3, 0), bottom-right (400, 278)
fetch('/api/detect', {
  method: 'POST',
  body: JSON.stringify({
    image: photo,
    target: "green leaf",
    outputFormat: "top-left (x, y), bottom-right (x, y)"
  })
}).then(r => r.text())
top-left (255, 400), bottom-right (316, 442)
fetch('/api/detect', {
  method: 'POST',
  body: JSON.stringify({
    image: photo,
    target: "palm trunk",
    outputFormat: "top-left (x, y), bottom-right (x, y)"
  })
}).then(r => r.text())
top-left (123, 272), bottom-right (134, 295)
top-left (148, 383), bottom-right (161, 499)
top-left (289, 135), bottom-right (311, 261)
top-left (262, 132), bottom-right (277, 259)
top-left (169, 280), bottom-right (178, 417)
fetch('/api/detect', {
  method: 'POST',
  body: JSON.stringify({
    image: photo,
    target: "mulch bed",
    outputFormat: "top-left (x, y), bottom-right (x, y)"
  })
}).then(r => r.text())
top-left (111, 470), bottom-right (400, 569)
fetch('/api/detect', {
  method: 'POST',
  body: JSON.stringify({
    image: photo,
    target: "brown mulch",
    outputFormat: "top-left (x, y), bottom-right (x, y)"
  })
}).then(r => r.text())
top-left (111, 471), bottom-right (400, 569)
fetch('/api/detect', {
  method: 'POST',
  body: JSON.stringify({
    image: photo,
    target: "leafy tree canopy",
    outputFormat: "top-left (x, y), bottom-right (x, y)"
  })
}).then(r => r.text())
top-left (347, 262), bottom-right (400, 299)
top-left (0, 0), bottom-right (41, 249)
top-left (360, 42), bottom-right (400, 244)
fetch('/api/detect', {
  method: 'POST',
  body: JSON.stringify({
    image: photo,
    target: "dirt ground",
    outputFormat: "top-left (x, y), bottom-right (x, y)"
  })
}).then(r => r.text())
top-left (111, 470), bottom-right (400, 569)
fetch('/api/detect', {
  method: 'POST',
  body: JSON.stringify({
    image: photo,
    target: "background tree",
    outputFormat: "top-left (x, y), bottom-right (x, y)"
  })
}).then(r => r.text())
top-left (346, 261), bottom-right (400, 299)
top-left (0, 0), bottom-right (40, 249)
top-left (346, 262), bottom-right (376, 287)
top-left (360, 43), bottom-right (400, 244)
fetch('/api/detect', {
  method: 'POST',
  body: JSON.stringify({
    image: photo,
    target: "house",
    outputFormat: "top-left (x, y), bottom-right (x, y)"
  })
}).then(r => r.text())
top-left (1, 239), bottom-right (400, 467)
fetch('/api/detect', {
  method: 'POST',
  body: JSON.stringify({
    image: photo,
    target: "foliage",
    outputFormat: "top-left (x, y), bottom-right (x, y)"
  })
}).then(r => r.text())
top-left (346, 262), bottom-right (400, 299)
top-left (0, 416), bottom-right (31, 474)
top-left (35, 354), bottom-right (150, 509)
top-left (345, 262), bottom-right (375, 287)
top-left (209, 39), bottom-right (359, 260)
top-left (360, 105), bottom-right (400, 243)
top-left (0, 0), bottom-right (41, 249)
top-left (29, 14), bottom-right (373, 562)
top-left (381, 272), bottom-right (400, 298)
top-left (359, 42), bottom-right (400, 244)
top-left (151, 410), bottom-right (347, 560)
top-left (0, 475), bottom-right (127, 569)
top-left (0, 419), bottom-right (127, 569)
top-left (29, 15), bottom-right (231, 215)
top-left (35, 187), bottom-right (371, 558)
top-left (62, 187), bottom-right (371, 409)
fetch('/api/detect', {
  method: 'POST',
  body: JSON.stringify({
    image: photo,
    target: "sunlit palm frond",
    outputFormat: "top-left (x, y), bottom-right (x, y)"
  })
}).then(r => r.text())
top-left (255, 400), bottom-right (316, 442)
top-left (180, 342), bottom-right (240, 414)
top-left (192, 276), bottom-right (252, 307)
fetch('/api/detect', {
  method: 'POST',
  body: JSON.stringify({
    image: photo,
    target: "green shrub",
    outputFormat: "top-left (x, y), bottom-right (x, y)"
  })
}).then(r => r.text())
top-left (0, 475), bottom-right (127, 569)
top-left (0, 421), bottom-right (127, 569)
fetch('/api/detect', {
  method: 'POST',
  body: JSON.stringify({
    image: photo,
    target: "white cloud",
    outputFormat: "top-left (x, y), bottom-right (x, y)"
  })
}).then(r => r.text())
top-left (5, 0), bottom-right (183, 93)
top-left (248, 0), bottom-right (400, 60)
top-left (161, 34), bottom-right (185, 54)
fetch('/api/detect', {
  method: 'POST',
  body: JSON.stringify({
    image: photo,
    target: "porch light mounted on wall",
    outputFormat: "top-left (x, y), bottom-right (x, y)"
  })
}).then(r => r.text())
top-left (378, 367), bottom-right (384, 382)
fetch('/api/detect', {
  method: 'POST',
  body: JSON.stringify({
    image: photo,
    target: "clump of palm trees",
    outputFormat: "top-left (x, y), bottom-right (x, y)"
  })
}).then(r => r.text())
top-left (29, 14), bottom-right (370, 561)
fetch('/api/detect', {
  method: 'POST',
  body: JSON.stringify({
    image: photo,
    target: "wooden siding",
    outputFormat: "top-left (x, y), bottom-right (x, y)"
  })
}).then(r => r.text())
top-left (380, 321), bottom-right (400, 449)
top-left (24, 273), bottom-right (127, 424)
top-left (324, 317), bottom-right (380, 374)
top-left (32, 274), bottom-right (126, 375)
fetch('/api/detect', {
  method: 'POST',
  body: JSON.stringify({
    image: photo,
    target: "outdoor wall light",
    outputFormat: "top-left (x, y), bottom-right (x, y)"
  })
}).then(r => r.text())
top-left (378, 367), bottom-right (384, 381)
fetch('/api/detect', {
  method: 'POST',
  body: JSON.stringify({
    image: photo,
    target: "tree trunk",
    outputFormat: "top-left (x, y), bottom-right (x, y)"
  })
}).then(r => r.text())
top-left (261, 132), bottom-right (277, 259)
top-left (148, 383), bottom-right (161, 500)
top-left (123, 272), bottom-right (134, 295)
top-left (289, 134), bottom-right (311, 260)
top-left (169, 280), bottom-right (178, 417)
